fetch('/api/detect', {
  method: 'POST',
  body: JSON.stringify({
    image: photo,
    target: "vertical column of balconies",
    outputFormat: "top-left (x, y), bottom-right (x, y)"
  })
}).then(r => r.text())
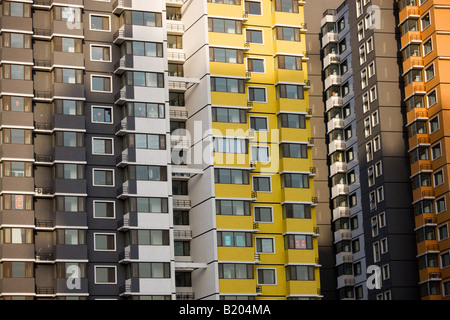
top-left (0, 0), bottom-right (36, 300)
top-left (112, 0), bottom-right (174, 300)
top-left (321, 6), bottom-right (366, 300)
top-left (31, 0), bottom-right (88, 300)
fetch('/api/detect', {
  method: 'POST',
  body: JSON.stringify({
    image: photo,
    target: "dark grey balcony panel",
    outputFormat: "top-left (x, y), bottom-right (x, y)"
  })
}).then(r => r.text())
top-left (53, 114), bottom-right (86, 131)
top-left (1, 177), bottom-right (34, 193)
top-left (53, 179), bottom-right (87, 194)
top-left (55, 244), bottom-right (88, 260)
top-left (55, 211), bottom-right (87, 227)
top-left (0, 144), bottom-right (34, 159)
top-left (54, 278), bottom-right (89, 294)
top-left (52, 20), bottom-right (83, 37)
top-left (53, 83), bottom-right (85, 98)
top-left (53, 52), bottom-right (84, 68)
top-left (0, 111), bottom-right (34, 128)
top-left (54, 147), bottom-right (86, 162)
top-left (0, 48), bottom-right (33, 63)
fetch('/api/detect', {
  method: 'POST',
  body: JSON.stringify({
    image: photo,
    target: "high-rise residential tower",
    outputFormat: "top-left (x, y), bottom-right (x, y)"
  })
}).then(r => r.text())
top-left (320, 0), bottom-right (420, 300)
top-left (397, 0), bottom-right (450, 300)
top-left (0, 0), bottom-right (320, 300)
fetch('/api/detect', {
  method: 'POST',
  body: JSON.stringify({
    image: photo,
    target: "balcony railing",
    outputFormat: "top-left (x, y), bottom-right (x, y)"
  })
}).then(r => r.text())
top-left (176, 292), bottom-right (195, 300)
top-left (173, 230), bottom-right (193, 239)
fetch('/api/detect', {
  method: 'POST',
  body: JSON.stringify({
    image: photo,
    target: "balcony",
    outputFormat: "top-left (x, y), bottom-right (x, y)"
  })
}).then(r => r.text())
top-left (113, 0), bottom-right (131, 15)
top-left (332, 207), bottom-right (350, 221)
top-left (326, 96), bottom-right (343, 112)
top-left (331, 184), bottom-right (349, 199)
top-left (329, 161), bottom-right (347, 177)
top-left (327, 118), bottom-right (344, 133)
top-left (328, 140), bottom-right (346, 154)
top-left (322, 32), bottom-right (339, 48)
top-left (406, 108), bottom-right (428, 126)
top-left (173, 199), bottom-right (191, 209)
top-left (167, 20), bottom-right (184, 34)
top-left (324, 75), bottom-right (342, 89)
top-left (323, 54), bottom-right (340, 68)
top-left (334, 230), bottom-right (352, 243)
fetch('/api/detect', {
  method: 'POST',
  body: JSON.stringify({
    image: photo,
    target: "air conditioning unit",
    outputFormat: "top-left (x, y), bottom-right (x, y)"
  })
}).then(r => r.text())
top-left (425, 218), bottom-right (434, 224)
top-left (36, 188), bottom-right (43, 194)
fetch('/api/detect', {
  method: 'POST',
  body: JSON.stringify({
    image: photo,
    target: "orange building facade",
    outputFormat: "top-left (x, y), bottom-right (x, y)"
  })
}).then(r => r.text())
top-left (398, 0), bottom-right (450, 299)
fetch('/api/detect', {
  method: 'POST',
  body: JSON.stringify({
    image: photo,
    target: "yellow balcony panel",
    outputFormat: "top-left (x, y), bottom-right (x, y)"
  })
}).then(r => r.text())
top-left (210, 61), bottom-right (247, 79)
top-left (286, 280), bottom-right (319, 296)
top-left (283, 218), bottom-right (315, 234)
top-left (211, 91), bottom-right (248, 108)
top-left (280, 158), bottom-right (312, 173)
top-left (209, 32), bottom-right (246, 48)
top-left (218, 246), bottom-right (255, 262)
top-left (273, 39), bottom-right (304, 55)
top-left (275, 69), bottom-right (306, 84)
top-left (212, 122), bottom-right (251, 138)
top-left (217, 214), bottom-right (255, 231)
top-left (279, 127), bottom-right (310, 143)
top-left (252, 190), bottom-right (280, 204)
top-left (285, 249), bottom-right (317, 265)
top-left (277, 97), bottom-right (309, 113)
top-left (207, 3), bottom-right (246, 19)
top-left (214, 152), bottom-right (250, 168)
top-left (215, 183), bottom-right (252, 199)
top-left (272, 12), bottom-right (306, 29)
top-left (219, 279), bottom-right (257, 295)
top-left (282, 188), bottom-right (313, 203)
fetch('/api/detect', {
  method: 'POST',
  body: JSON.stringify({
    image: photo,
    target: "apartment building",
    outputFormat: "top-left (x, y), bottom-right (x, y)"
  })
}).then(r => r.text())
top-left (320, 0), bottom-right (419, 299)
top-left (0, 0), bottom-right (320, 300)
top-left (397, 0), bottom-right (450, 300)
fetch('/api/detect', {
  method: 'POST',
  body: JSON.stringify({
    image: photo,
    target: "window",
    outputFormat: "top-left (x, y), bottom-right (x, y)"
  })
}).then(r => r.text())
top-left (213, 137), bottom-right (247, 154)
top-left (253, 176), bottom-right (271, 192)
top-left (55, 196), bottom-right (85, 212)
top-left (90, 14), bottom-right (110, 31)
top-left (219, 264), bottom-right (254, 279)
top-left (216, 200), bottom-right (251, 216)
top-left (246, 29), bottom-right (263, 44)
top-left (382, 265), bottom-right (390, 280)
top-left (438, 225), bottom-right (449, 241)
top-left (217, 231), bottom-right (252, 247)
top-left (94, 234), bottom-right (116, 251)
top-left (124, 133), bottom-right (166, 150)
top-left (441, 252), bottom-right (450, 269)
top-left (247, 58), bottom-right (264, 73)
top-left (2, 129), bottom-right (32, 145)
top-left (208, 0), bottom-right (242, 4)
top-left (53, 6), bottom-right (80, 22)
top-left (214, 169), bottom-right (249, 185)
top-left (1, 96), bottom-right (31, 112)
top-left (208, 18), bottom-right (242, 34)
top-left (362, 93), bottom-right (370, 113)
top-left (414, 200), bottom-right (433, 216)
top-left (357, 21), bottom-right (364, 41)
top-left (211, 77), bottom-right (245, 93)
top-left (123, 71), bottom-right (164, 88)
top-left (277, 55), bottom-right (302, 70)
top-left (92, 138), bottom-right (113, 155)
top-left (91, 45), bottom-right (111, 62)
top-left (248, 87), bottom-right (267, 102)
top-left (283, 204), bottom-right (311, 219)
top-left (359, 45), bottom-right (366, 65)
top-left (427, 90), bottom-right (437, 108)
top-left (366, 141), bottom-right (373, 162)
top-left (347, 170), bottom-right (356, 185)
top-left (280, 143), bottom-right (307, 159)
top-left (423, 38), bottom-right (433, 56)
top-left (167, 34), bottom-right (182, 49)
top-left (425, 64), bottom-right (435, 82)
top-left (93, 169), bottom-right (114, 186)
top-left (361, 69), bottom-right (368, 89)
top-left (373, 242), bottom-right (381, 262)
top-left (92, 106), bottom-right (112, 123)
top-left (2, 32), bottom-right (31, 49)
top-left (280, 114), bottom-right (306, 128)
top-left (417, 226), bottom-right (436, 242)
top-left (94, 201), bottom-right (115, 219)
top-left (369, 191), bottom-right (376, 211)
top-left (431, 143), bottom-right (442, 160)
top-left (370, 86), bottom-right (377, 102)
top-left (55, 229), bottom-right (86, 245)
top-left (254, 207), bottom-right (273, 222)
top-left (125, 102), bottom-right (165, 119)
top-left (125, 166), bottom-right (167, 182)
top-left (1, 262), bottom-right (33, 278)
top-left (210, 47), bottom-right (244, 64)
top-left (2, 64), bottom-right (32, 80)
top-left (125, 230), bottom-right (170, 246)
top-left (286, 266), bottom-right (315, 281)
top-left (277, 84), bottom-right (304, 99)
top-left (349, 193), bottom-right (357, 208)
top-left (368, 62), bottom-right (375, 78)
top-left (172, 180), bottom-right (188, 195)
top-left (2, 161), bottom-right (32, 178)
top-left (256, 238), bottom-right (274, 253)
top-left (122, 11), bottom-right (162, 27)
top-left (381, 238), bottom-right (388, 253)
top-left (55, 164), bottom-right (84, 180)
top-left (125, 197), bottom-right (168, 213)
top-left (257, 269), bottom-right (276, 284)
top-left (2, 2), bottom-right (31, 17)
top-left (95, 266), bottom-right (116, 284)
top-left (275, 0), bottom-right (299, 12)
top-left (91, 75), bottom-right (112, 92)
top-left (251, 146), bottom-right (270, 162)
top-left (173, 211), bottom-right (189, 225)
top-left (429, 116), bottom-right (439, 134)
top-left (0, 228), bottom-right (33, 244)
top-left (126, 263), bottom-right (170, 279)
top-left (284, 234), bottom-right (313, 250)
top-left (421, 12), bottom-right (431, 30)
top-left (54, 100), bottom-right (83, 116)
top-left (366, 37), bottom-right (374, 53)
top-left (250, 117), bottom-right (268, 132)
top-left (379, 212), bottom-right (386, 228)
top-left (368, 166), bottom-right (375, 187)
top-left (122, 41), bottom-right (163, 57)
top-left (275, 27), bottom-right (300, 41)
top-left (245, 1), bottom-right (261, 15)
top-left (281, 173), bottom-right (309, 189)
top-left (433, 170), bottom-right (444, 187)
top-left (212, 107), bottom-right (246, 123)
top-left (373, 136), bottom-right (381, 152)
